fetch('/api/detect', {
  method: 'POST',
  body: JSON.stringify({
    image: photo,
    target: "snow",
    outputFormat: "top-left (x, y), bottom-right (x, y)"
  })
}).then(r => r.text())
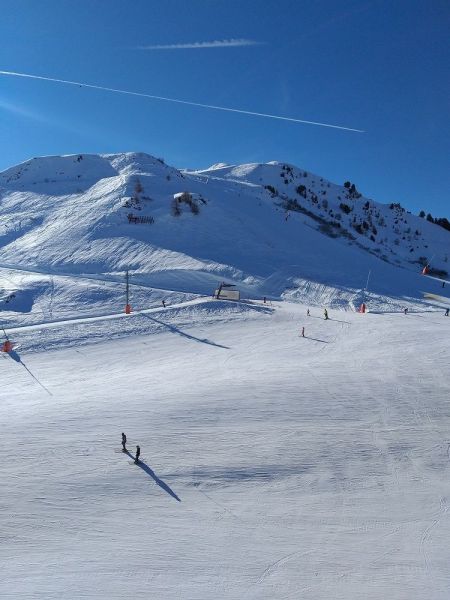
top-left (1, 300), bottom-right (450, 599)
top-left (1, 152), bottom-right (449, 327)
top-left (1, 151), bottom-right (450, 598)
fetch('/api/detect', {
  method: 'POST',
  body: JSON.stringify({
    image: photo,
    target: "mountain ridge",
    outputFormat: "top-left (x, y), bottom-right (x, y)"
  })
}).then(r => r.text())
top-left (0, 151), bottom-right (449, 324)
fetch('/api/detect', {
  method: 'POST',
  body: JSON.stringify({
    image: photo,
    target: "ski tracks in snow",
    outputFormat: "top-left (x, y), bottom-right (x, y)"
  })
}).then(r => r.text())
top-left (192, 482), bottom-right (245, 524)
top-left (252, 549), bottom-right (314, 589)
top-left (419, 496), bottom-right (448, 572)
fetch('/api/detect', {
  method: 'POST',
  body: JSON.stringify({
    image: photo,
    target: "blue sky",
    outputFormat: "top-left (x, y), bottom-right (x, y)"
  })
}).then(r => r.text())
top-left (1, 0), bottom-right (449, 215)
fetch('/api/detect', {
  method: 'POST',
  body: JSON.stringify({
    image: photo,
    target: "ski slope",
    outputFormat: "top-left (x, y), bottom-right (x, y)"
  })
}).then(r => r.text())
top-left (1, 152), bottom-right (450, 326)
top-left (2, 300), bottom-right (450, 599)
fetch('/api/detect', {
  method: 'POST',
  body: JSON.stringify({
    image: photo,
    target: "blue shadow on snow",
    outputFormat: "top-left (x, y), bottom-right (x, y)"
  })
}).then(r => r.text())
top-left (139, 313), bottom-right (229, 349)
top-left (122, 449), bottom-right (181, 502)
top-left (7, 349), bottom-right (53, 396)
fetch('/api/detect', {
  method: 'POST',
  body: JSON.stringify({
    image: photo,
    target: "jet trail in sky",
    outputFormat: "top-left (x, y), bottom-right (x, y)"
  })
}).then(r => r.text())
top-left (0, 69), bottom-right (364, 133)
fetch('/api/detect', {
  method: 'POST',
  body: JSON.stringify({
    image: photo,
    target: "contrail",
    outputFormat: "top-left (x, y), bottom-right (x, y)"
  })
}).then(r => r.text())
top-left (138, 38), bottom-right (264, 50)
top-left (0, 69), bottom-right (364, 132)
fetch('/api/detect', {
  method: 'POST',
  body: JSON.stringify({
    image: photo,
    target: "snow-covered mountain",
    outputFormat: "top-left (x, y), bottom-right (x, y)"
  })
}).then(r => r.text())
top-left (3, 153), bottom-right (450, 599)
top-left (1, 151), bottom-right (449, 324)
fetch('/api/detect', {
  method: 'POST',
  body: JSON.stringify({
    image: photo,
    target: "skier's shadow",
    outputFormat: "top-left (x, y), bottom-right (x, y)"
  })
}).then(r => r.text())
top-left (307, 316), bottom-right (351, 325)
top-left (7, 349), bottom-right (52, 395)
top-left (123, 450), bottom-right (181, 502)
top-left (328, 318), bottom-right (351, 324)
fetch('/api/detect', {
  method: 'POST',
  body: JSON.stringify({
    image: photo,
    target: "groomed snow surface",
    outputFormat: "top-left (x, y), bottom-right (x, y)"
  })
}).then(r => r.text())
top-left (2, 299), bottom-right (450, 599)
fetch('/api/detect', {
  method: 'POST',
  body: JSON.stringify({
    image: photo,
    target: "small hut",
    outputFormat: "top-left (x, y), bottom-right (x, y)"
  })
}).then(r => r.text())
top-left (214, 282), bottom-right (240, 301)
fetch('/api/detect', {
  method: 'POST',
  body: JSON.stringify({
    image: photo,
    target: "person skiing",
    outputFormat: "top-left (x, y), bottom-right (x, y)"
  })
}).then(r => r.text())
top-left (404, 307), bottom-right (408, 315)
top-left (121, 432), bottom-right (127, 452)
top-left (135, 445), bottom-right (141, 464)
top-left (162, 299), bottom-right (166, 308)
top-left (301, 326), bottom-right (305, 337)
top-left (445, 308), bottom-right (449, 317)
top-left (324, 308), bottom-right (328, 320)
top-left (307, 309), bottom-right (310, 317)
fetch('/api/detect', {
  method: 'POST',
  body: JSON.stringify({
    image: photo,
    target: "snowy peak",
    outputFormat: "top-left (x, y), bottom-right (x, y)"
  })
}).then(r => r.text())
top-left (106, 152), bottom-right (184, 181)
top-left (203, 162), bottom-right (230, 171)
top-left (0, 152), bottom-right (185, 196)
top-left (0, 154), bottom-right (117, 190)
top-left (0, 151), bottom-right (449, 318)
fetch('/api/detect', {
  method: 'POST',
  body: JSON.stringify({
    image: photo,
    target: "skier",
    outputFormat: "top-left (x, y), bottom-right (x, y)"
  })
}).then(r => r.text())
top-left (307, 309), bottom-right (310, 316)
top-left (135, 445), bottom-right (141, 464)
top-left (324, 308), bottom-right (328, 320)
top-left (445, 308), bottom-right (449, 317)
top-left (404, 307), bottom-right (408, 315)
top-left (301, 326), bottom-right (305, 337)
top-left (121, 432), bottom-right (127, 452)
top-left (162, 299), bottom-right (166, 308)
top-left (263, 296), bottom-right (266, 304)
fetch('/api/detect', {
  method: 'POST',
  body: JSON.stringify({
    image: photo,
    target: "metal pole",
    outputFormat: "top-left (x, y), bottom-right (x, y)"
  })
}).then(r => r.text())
top-left (365, 270), bottom-right (371, 294)
top-left (361, 269), bottom-right (371, 306)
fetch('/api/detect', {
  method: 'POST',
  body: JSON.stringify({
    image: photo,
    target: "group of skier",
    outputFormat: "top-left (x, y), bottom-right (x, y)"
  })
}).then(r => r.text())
top-left (121, 432), bottom-right (140, 463)
top-left (300, 307), bottom-right (329, 337)
top-left (304, 307), bottom-right (327, 320)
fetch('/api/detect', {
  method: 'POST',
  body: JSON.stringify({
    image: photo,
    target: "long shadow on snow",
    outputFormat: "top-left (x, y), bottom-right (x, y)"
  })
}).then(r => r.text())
top-left (8, 350), bottom-right (53, 396)
top-left (177, 464), bottom-right (312, 483)
top-left (307, 315), bottom-right (351, 325)
top-left (328, 318), bottom-right (351, 324)
top-left (238, 301), bottom-right (274, 314)
top-left (123, 450), bottom-right (181, 502)
top-left (139, 313), bottom-right (230, 349)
